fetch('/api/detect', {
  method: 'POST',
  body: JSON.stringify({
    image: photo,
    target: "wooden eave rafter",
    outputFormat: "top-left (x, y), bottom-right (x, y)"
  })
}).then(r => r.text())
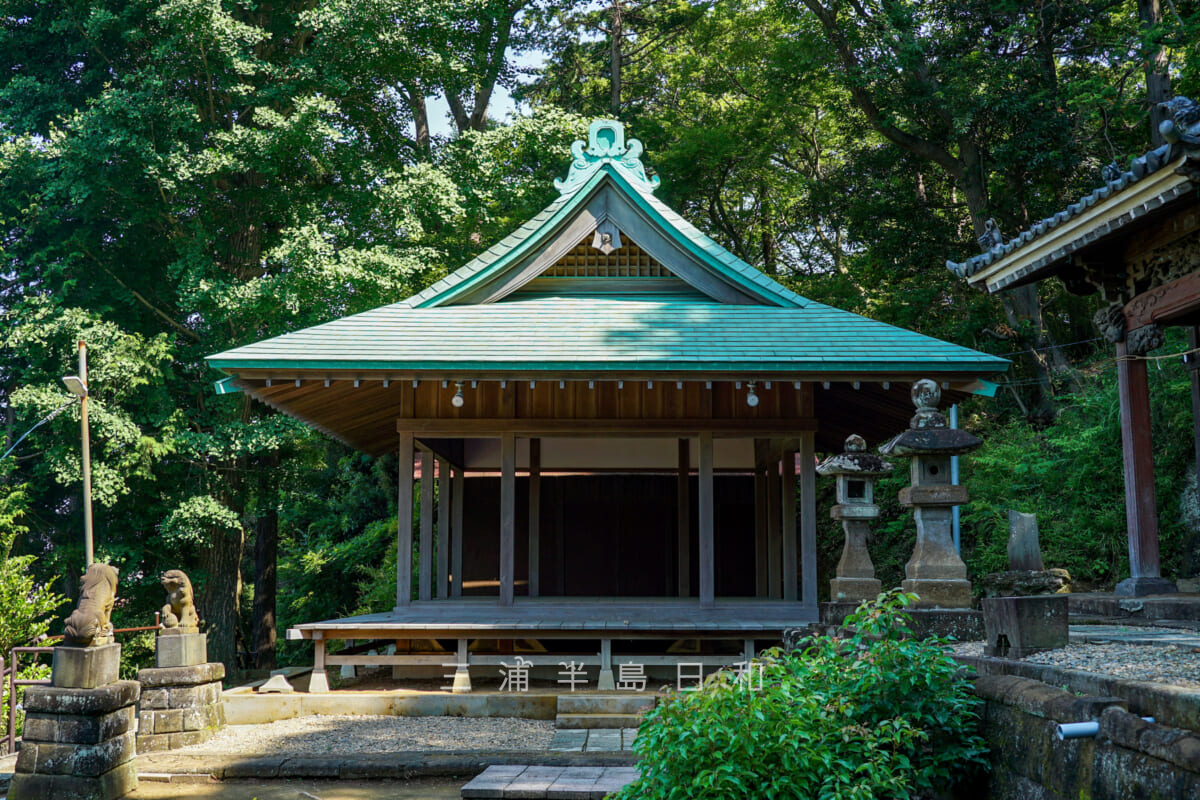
top-left (235, 373), bottom-right (976, 456)
top-left (968, 159), bottom-right (1194, 294)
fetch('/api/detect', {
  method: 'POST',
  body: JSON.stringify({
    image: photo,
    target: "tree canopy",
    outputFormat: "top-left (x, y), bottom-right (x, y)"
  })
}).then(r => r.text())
top-left (4, 0), bottom-right (1200, 669)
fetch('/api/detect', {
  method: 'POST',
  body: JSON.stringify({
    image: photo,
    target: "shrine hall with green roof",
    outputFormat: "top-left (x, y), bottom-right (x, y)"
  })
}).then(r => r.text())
top-left (208, 120), bottom-right (1007, 691)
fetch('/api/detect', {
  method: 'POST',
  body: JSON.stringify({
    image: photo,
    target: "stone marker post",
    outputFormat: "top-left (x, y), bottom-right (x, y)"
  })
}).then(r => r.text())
top-left (1007, 510), bottom-right (1045, 571)
top-left (880, 380), bottom-right (982, 609)
top-left (135, 570), bottom-right (226, 752)
top-left (10, 564), bottom-right (139, 800)
top-left (818, 434), bottom-right (894, 603)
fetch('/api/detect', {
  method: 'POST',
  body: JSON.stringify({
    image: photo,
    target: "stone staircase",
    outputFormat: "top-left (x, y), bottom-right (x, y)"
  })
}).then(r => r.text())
top-left (555, 693), bottom-right (655, 729)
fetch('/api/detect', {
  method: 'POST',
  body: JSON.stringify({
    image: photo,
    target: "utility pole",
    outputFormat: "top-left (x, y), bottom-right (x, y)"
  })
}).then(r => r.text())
top-left (78, 340), bottom-right (94, 566)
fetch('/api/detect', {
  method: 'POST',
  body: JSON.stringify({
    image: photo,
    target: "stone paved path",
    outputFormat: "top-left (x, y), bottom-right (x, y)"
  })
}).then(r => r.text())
top-left (1069, 625), bottom-right (1200, 648)
top-left (461, 765), bottom-right (639, 799)
top-left (548, 728), bottom-right (637, 752)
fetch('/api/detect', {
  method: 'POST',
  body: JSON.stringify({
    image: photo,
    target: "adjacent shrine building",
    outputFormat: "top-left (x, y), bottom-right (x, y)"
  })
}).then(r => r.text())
top-left (209, 120), bottom-right (1007, 690)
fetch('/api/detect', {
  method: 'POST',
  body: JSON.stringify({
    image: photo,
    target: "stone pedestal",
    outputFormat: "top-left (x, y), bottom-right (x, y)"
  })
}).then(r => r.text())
top-left (819, 602), bottom-right (984, 641)
top-left (51, 643), bottom-right (120, 690)
top-left (900, 504), bottom-right (973, 608)
top-left (830, 518), bottom-right (882, 602)
top-left (9, 664), bottom-right (139, 800)
top-left (135, 662), bottom-right (226, 753)
top-left (154, 632), bottom-right (206, 668)
top-left (982, 595), bottom-right (1068, 658)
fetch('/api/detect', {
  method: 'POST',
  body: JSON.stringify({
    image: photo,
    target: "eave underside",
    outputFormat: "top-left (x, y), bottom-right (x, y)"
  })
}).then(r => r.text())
top-left (235, 371), bottom-right (983, 456)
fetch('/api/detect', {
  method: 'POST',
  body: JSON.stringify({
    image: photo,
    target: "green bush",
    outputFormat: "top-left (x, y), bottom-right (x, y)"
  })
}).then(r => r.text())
top-left (613, 591), bottom-right (988, 800)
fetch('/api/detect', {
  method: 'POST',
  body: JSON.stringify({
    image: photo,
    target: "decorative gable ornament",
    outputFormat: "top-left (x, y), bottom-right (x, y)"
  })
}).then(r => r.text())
top-left (554, 119), bottom-right (661, 196)
top-left (590, 218), bottom-right (623, 254)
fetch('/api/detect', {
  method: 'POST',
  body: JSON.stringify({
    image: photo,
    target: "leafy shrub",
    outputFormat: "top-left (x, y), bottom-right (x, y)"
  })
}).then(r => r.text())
top-left (613, 591), bottom-right (987, 800)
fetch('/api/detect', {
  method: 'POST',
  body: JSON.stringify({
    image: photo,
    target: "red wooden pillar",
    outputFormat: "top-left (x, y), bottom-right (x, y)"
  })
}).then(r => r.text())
top-left (1115, 341), bottom-right (1175, 595)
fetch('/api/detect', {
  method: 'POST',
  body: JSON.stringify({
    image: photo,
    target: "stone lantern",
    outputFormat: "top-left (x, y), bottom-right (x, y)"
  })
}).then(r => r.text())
top-left (818, 434), bottom-right (893, 603)
top-left (880, 379), bottom-right (982, 609)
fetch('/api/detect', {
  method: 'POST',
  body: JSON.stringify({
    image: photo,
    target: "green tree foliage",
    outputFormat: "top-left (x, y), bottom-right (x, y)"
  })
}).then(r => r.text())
top-left (0, 465), bottom-right (66, 737)
top-left (614, 591), bottom-right (987, 799)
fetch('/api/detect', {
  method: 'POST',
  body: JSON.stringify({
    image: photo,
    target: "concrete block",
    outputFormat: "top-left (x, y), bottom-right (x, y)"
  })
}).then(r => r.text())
top-left (140, 688), bottom-right (168, 710)
top-left (138, 662), bottom-right (224, 688)
top-left (50, 644), bottom-right (121, 690)
top-left (135, 732), bottom-right (171, 753)
top-left (168, 730), bottom-right (209, 749)
top-left (19, 731), bottom-right (135, 778)
top-left (983, 595), bottom-right (1068, 658)
top-left (487, 693), bottom-right (556, 719)
top-left (21, 707), bottom-right (135, 746)
top-left (181, 706), bottom-right (205, 731)
top-left (302, 692), bottom-right (392, 717)
top-left (556, 694), bottom-right (654, 716)
top-left (154, 709), bottom-right (183, 734)
top-left (7, 758), bottom-right (137, 800)
top-left (167, 685), bottom-right (206, 709)
top-left (22, 681), bottom-right (139, 717)
top-left (223, 693), bottom-right (301, 725)
top-left (155, 633), bottom-right (207, 668)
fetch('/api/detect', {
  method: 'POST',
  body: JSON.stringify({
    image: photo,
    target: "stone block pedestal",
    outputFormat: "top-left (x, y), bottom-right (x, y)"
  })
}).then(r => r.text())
top-left (50, 643), bottom-right (120, 690)
top-left (982, 595), bottom-right (1068, 658)
top-left (135, 662), bottom-right (226, 753)
top-left (8, 672), bottom-right (140, 800)
top-left (155, 632), bottom-right (206, 669)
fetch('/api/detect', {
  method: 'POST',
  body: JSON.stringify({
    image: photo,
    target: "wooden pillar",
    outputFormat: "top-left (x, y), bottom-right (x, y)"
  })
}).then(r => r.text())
top-left (396, 432), bottom-right (414, 608)
top-left (753, 444), bottom-right (767, 598)
top-left (1116, 341), bottom-right (1163, 588)
top-left (529, 438), bottom-right (541, 598)
top-left (677, 438), bottom-right (691, 597)
top-left (451, 467), bottom-right (464, 598)
top-left (437, 457), bottom-right (450, 598)
top-left (799, 431), bottom-right (818, 609)
top-left (419, 450), bottom-right (434, 601)
top-left (782, 446), bottom-right (798, 602)
top-left (698, 431), bottom-right (715, 609)
top-left (766, 450), bottom-right (782, 600)
top-left (499, 433), bottom-right (516, 606)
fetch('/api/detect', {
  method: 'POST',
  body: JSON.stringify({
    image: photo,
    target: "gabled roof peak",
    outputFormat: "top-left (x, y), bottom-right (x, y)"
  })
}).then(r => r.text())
top-left (554, 119), bottom-right (661, 196)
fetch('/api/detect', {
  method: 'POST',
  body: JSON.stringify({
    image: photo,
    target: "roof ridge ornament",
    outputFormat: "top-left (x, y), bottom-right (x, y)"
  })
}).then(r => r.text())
top-left (554, 119), bottom-right (661, 196)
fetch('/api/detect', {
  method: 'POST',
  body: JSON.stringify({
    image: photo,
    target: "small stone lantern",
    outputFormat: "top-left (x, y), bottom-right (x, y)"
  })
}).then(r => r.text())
top-left (818, 434), bottom-right (893, 603)
top-left (880, 379), bottom-right (982, 609)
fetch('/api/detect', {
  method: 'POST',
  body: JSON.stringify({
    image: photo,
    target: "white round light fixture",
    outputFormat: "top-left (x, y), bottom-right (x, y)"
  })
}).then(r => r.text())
top-left (451, 381), bottom-right (465, 408)
top-left (746, 381), bottom-right (759, 407)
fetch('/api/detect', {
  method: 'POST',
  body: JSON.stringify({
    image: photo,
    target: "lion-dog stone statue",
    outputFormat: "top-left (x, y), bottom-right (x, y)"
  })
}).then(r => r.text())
top-left (63, 563), bottom-right (119, 647)
top-left (159, 569), bottom-right (200, 634)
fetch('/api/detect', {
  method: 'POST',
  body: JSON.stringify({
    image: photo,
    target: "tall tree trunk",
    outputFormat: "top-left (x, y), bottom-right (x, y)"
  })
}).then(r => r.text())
top-left (199, 522), bottom-right (245, 668)
top-left (1139, 0), bottom-right (1171, 146)
top-left (252, 504), bottom-right (277, 670)
top-left (404, 84), bottom-right (431, 159)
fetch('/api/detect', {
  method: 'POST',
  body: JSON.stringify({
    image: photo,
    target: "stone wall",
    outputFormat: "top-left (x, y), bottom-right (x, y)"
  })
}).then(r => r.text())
top-left (972, 674), bottom-right (1200, 800)
top-left (136, 663), bottom-right (226, 752)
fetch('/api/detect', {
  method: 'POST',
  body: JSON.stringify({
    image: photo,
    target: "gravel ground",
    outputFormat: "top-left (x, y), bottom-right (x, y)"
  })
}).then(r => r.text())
top-left (954, 638), bottom-right (1200, 690)
top-left (175, 716), bottom-right (555, 756)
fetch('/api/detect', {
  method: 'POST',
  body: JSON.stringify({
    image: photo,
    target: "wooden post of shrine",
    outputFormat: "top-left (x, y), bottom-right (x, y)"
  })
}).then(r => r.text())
top-left (1115, 341), bottom-right (1174, 595)
top-left (396, 432), bottom-right (414, 608)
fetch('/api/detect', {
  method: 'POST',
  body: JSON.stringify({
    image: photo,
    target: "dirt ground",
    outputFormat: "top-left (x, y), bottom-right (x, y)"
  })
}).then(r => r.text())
top-left (128, 777), bottom-right (464, 800)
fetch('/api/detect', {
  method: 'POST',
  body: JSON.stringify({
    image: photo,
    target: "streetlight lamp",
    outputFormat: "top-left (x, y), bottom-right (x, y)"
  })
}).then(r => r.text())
top-left (61, 341), bottom-right (94, 567)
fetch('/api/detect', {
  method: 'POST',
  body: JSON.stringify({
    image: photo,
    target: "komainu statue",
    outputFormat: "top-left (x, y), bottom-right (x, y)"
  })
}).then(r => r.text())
top-left (63, 563), bottom-right (119, 647)
top-left (159, 569), bottom-right (200, 633)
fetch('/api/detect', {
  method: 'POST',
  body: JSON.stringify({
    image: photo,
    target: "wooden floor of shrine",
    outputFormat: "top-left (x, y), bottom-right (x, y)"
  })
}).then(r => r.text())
top-left (289, 597), bottom-right (818, 640)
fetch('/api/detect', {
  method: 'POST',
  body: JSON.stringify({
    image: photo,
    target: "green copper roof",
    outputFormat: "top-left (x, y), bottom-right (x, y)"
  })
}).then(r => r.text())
top-left (207, 119), bottom-right (1009, 380)
top-left (208, 297), bottom-right (1009, 374)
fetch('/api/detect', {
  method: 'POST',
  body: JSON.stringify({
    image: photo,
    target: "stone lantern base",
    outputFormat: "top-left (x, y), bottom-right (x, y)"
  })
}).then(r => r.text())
top-left (829, 576), bottom-right (881, 603)
top-left (900, 577), bottom-right (973, 609)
